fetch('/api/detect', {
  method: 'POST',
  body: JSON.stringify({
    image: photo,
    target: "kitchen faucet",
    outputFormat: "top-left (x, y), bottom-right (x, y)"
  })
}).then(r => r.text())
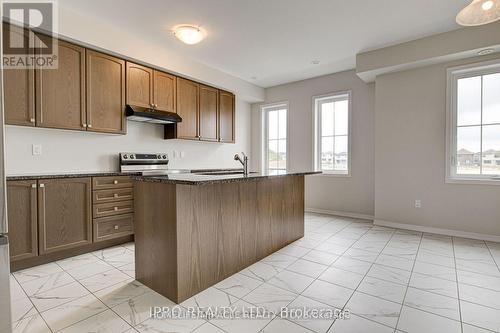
top-left (234, 152), bottom-right (249, 176)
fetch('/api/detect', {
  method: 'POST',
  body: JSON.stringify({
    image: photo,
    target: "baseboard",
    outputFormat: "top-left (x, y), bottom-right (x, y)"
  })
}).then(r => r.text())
top-left (305, 207), bottom-right (374, 221)
top-left (374, 219), bottom-right (500, 243)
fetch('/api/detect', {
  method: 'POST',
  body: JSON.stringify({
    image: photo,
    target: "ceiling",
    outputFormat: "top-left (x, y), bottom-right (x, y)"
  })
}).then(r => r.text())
top-left (60, 0), bottom-right (470, 88)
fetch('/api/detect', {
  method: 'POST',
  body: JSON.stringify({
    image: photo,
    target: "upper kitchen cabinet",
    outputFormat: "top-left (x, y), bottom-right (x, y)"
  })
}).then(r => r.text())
top-left (86, 50), bottom-right (126, 134)
top-left (7, 180), bottom-right (38, 262)
top-left (2, 23), bottom-right (35, 126)
top-left (154, 70), bottom-right (176, 113)
top-left (199, 85), bottom-right (218, 141)
top-left (176, 77), bottom-right (199, 140)
top-left (35, 40), bottom-right (86, 130)
top-left (218, 90), bottom-right (235, 143)
top-left (126, 62), bottom-right (153, 108)
top-left (38, 178), bottom-right (92, 255)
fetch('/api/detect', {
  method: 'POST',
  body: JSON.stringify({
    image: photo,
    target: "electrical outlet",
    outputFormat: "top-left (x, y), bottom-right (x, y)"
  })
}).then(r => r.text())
top-left (180, 151), bottom-right (185, 158)
top-left (32, 144), bottom-right (42, 155)
top-left (415, 200), bottom-right (422, 208)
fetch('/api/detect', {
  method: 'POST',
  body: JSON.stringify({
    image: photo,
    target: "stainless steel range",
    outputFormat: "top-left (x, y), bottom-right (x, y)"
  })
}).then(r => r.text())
top-left (120, 153), bottom-right (189, 175)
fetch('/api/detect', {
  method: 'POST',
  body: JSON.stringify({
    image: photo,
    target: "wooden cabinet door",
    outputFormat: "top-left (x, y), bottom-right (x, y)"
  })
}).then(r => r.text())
top-left (176, 78), bottom-right (199, 140)
top-left (86, 50), bottom-right (126, 134)
top-left (38, 178), bottom-right (92, 255)
top-left (7, 181), bottom-right (38, 261)
top-left (126, 62), bottom-right (153, 108)
top-left (35, 40), bottom-right (86, 130)
top-left (219, 91), bottom-right (235, 143)
top-left (3, 23), bottom-right (35, 126)
top-left (153, 70), bottom-right (176, 113)
top-left (199, 85), bottom-right (218, 141)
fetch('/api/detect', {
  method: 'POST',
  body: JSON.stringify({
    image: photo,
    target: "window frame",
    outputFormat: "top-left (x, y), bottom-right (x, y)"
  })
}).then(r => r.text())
top-left (261, 102), bottom-right (289, 172)
top-left (446, 59), bottom-right (500, 185)
top-left (312, 90), bottom-right (352, 176)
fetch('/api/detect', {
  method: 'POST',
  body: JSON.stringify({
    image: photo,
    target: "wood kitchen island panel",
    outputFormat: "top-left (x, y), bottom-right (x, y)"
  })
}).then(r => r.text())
top-left (134, 175), bottom-right (305, 303)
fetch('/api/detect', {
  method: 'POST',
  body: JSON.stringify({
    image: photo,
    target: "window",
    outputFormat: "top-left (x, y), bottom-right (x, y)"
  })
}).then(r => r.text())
top-left (313, 92), bottom-right (351, 175)
top-left (447, 60), bottom-right (500, 183)
top-left (262, 103), bottom-right (288, 172)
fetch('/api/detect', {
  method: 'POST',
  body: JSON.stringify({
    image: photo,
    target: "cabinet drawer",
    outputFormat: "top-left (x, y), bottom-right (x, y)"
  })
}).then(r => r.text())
top-left (93, 200), bottom-right (133, 218)
top-left (93, 188), bottom-right (133, 203)
top-left (92, 176), bottom-right (132, 190)
top-left (93, 213), bottom-right (133, 242)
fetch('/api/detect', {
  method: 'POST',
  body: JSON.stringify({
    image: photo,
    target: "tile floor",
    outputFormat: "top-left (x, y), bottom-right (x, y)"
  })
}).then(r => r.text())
top-left (8, 213), bottom-right (500, 333)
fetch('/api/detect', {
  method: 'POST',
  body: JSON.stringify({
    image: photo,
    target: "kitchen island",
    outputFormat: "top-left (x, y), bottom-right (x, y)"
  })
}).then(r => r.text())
top-left (132, 170), bottom-right (319, 303)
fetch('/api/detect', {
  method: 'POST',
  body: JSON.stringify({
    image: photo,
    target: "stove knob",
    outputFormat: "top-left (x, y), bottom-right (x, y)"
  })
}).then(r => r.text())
top-left (162, 155), bottom-right (167, 159)
top-left (157, 154), bottom-right (161, 159)
top-left (130, 155), bottom-right (135, 159)
top-left (123, 155), bottom-right (128, 159)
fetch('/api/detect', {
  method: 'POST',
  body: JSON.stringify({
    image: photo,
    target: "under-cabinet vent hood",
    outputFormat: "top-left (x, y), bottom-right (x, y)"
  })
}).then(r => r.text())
top-left (126, 105), bottom-right (182, 124)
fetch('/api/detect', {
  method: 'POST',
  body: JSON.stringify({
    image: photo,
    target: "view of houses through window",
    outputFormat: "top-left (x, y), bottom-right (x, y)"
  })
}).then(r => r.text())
top-left (314, 92), bottom-right (350, 174)
top-left (455, 72), bottom-right (500, 176)
top-left (264, 104), bottom-right (287, 171)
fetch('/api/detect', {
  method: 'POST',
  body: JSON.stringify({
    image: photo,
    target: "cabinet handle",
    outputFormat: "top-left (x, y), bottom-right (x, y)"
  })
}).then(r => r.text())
top-left (31, 184), bottom-right (37, 188)
top-left (87, 124), bottom-right (92, 128)
top-left (113, 180), bottom-right (118, 184)
top-left (114, 193), bottom-right (119, 198)
top-left (39, 184), bottom-right (45, 188)
top-left (82, 123), bottom-right (87, 128)
top-left (30, 118), bottom-right (35, 123)
top-left (114, 225), bottom-right (119, 230)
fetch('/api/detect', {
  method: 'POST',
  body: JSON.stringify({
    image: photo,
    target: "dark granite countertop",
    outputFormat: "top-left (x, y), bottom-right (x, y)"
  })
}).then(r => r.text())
top-left (6, 171), bottom-right (141, 181)
top-left (132, 170), bottom-right (322, 185)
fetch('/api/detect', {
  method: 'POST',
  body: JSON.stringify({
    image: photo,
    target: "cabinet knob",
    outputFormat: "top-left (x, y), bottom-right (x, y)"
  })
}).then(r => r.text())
top-left (31, 184), bottom-right (37, 188)
top-left (30, 118), bottom-right (35, 123)
top-left (113, 180), bottom-right (118, 184)
top-left (87, 124), bottom-right (92, 128)
top-left (82, 123), bottom-right (87, 128)
top-left (39, 184), bottom-right (45, 188)
top-left (114, 206), bottom-right (119, 211)
top-left (114, 193), bottom-right (119, 198)
top-left (114, 225), bottom-right (119, 230)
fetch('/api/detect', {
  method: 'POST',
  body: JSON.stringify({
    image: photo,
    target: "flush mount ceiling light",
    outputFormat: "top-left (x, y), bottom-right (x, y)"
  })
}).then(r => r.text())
top-left (172, 25), bottom-right (206, 45)
top-left (456, 0), bottom-right (500, 26)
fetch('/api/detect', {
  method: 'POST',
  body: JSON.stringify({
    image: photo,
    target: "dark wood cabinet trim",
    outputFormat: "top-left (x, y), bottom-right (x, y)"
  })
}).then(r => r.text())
top-left (126, 62), bottom-right (154, 108)
top-left (153, 70), bottom-right (177, 113)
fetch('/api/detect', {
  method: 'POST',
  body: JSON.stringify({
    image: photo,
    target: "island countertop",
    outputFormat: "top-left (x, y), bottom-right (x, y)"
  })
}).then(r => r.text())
top-left (131, 170), bottom-right (321, 185)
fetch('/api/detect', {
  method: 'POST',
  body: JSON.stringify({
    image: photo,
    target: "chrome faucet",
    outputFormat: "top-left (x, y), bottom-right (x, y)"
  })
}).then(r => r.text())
top-left (234, 152), bottom-right (249, 176)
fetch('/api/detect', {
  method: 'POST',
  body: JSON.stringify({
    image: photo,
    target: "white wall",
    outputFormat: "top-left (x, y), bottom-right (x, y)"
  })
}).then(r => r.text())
top-left (6, 100), bottom-right (251, 174)
top-left (375, 53), bottom-right (500, 237)
top-left (251, 70), bottom-right (375, 217)
top-left (5, 5), bottom-right (261, 175)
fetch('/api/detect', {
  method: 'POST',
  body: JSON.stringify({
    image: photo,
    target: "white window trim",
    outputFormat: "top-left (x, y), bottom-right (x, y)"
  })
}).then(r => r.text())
top-left (312, 90), bottom-right (352, 177)
top-left (261, 102), bottom-right (289, 172)
top-left (446, 59), bottom-right (500, 186)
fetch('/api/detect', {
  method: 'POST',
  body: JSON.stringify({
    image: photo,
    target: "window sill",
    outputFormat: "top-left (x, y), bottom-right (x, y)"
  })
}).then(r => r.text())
top-left (446, 177), bottom-right (500, 186)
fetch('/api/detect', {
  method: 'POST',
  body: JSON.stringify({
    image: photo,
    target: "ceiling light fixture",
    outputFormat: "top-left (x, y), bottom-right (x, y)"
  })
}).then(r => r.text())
top-left (456, 0), bottom-right (500, 26)
top-left (311, 60), bottom-right (320, 65)
top-left (478, 48), bottom-right (495, 55)
top-left (173, 24), bottom-right (206, 45)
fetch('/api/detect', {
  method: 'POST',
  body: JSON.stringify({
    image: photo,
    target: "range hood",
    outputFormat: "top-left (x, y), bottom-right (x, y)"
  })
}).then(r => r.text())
top-left (126, 105), bottom-right (182, 124)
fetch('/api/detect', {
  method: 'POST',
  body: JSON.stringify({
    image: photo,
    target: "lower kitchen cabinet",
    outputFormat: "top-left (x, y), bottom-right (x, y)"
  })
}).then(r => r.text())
top-left (7, 180), bottom-right (38, 262)
top-left (37, 178), bottom-right (92, 254)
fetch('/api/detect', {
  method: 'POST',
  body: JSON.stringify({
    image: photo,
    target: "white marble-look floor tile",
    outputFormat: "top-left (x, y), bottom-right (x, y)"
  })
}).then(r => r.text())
top-left (65, 260), bottom-right (115, 280)
top-left (209, 299), bottom-right (274, 333)
top-left (267, 270), bottom-right (314, 294)
top-left (318, 267), bottom-right (365, 290)
top-left (278, 244), bottom-right (311, 258)
top-left (40, 294), bottom-right (107, 332)
top-left (328, 313), bottom-right (394, 333)
top-left (293, 237), bottom-right (323, 250)
top-left (240, 262), bottom-right (283, 282)
top-left (10, 297), bottom-right (37, 323)
top-left (123, 242), bottom-right (135, 251)
top-left (332, 257), bottom-right (372, 275)
top-left (193, 322), bottom-right (227, 333)
top-left (113, 291), bottom-right (177, 326)
top-left (135, 317), bottom-right (206, 333)
top-left (214, 273), bottom-right (262, 298)
top-left (30, 281), bottom-right (90, 312)
top-left (409, 272), bottom-right (458, 298)
top-left (118, 263), bottom-right (135, 278)
top-left (366, 264), bottom-right (411, 286)
top-left (301, 250), bottom-right (338, 266)
top-left (462, 323), bottom-right (496, 333)
top-left (20, 270), bottom-right (75, 296)
top-left (459, 283), bottom-right (500, 310)
top-left (457, 269), bottom-right (500, 291)
top-left (302, 280), bottom-right (354, 309)
top-left (12, 313), bottom-right (51, 333)
top-left (403, 287), bottom-right (460, 320)
top-left (260, 253), bottom-right (297, 269)
top-left (102, 251), bottom-right (135, 268)
top-left (94, 279), bottom-right (151, 308)
top-left (13, 263), bottom-right (63, 284)
top-left (286, 259), bottom-right (328, 279)
top-left (315, 242), bottom-right (351, 256)
top-left (343, 248), bottom-right (379, 263)
top-left (412, 261), bottom-right (457, 282)
top-left (397, 305), bottom-right (461, 333)
top-left (352, 240), bottom-right (388, 253)
top-left (57, 253), bottom-right (100, 271)
top-left (286, 295), bottom-right (336, 333)
top-left (58, 309), bottom-right (132, 333)
top-left (92, 246), bottom-right (130, 261)
top-left (375, 254), bottom-right (414, 272)
top-left (10, 276), bottom-right (27, 302)
top-left (262, 317), bottom-right (315, 333)
top-left (460, 300), bottom-right (500, 332)
top-left (242, 283), bottom-right (297, 315)
top-left (79, 268), bottom-right (131, 292)
top-left (182, 287), bottom-right (239, 309)
top-left (357, 276), bottom-right (407, 304)
top-left (455, 258), bottom-right (500, 277)
top-left (345, 292), bottom-right (401, 328)
top-left (416, 249), bottom-right (455, 268)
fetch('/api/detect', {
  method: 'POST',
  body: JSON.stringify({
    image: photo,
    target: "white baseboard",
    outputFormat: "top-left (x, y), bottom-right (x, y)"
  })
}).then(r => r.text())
top-left (375, 219), bottom-right (500, 243)
top-left (305, 208), bottom-right (374, 221)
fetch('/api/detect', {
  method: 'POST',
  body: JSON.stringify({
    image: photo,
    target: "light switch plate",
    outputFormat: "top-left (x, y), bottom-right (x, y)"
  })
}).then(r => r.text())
top-left (32, 144), bottom-right (42, 155)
